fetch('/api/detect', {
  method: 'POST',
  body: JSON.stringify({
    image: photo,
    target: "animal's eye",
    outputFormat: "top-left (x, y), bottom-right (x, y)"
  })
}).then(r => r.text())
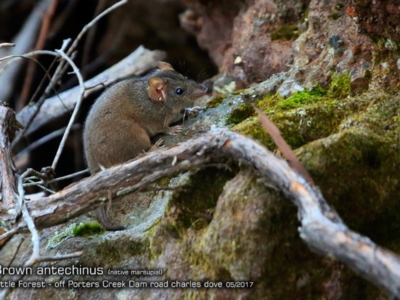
top-left (175, 88), bottom-right (184, 95)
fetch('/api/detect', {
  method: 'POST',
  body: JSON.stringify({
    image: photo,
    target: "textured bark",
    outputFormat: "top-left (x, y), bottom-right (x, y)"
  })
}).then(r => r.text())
top-left (0, 105), bottom-right (20, 208)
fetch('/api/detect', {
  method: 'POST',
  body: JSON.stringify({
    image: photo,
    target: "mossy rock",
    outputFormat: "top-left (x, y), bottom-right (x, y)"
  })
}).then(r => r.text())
top-left (298, 128), bottom-right (400, 250)
top-left (165, 167), bottom-right (237, 236)
top-left (232, 97), bottom-right (362, 150)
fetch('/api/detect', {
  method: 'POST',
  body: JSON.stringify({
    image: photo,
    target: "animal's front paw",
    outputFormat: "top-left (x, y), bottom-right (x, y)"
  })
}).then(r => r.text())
top-left (148, 138), bottom-right (165, 152)
top-left (182, 106), bottom-right (204, 118)
top-left (165, 125), bottom-right (183, 135)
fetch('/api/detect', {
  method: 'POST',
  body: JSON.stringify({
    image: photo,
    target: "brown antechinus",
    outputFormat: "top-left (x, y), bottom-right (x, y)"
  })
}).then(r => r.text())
top-left (83, 62), bottom-right (208, 230)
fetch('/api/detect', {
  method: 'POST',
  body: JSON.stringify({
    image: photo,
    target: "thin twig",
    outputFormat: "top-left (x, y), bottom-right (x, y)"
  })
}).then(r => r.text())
top-left (13, 169), bottom-right (53, 217)
top-left (0, 50), bottom-right (58, 63)
top-left (28, 56), bottom-right (58, 105)
top-left (0, 53), bottom-right (58, 91)
top-left (254, 106), bottom-right (315, 185)
top-left (51, 47), bottom-right (85, 170)
top-left (23, 179), bottom-right (44, 186)
top-left (48, 169), bottom-right (89, 183)
top-left (16, 171), bottom-right (41, 266)
top-left (0, 43), bottom-right (15, 49)
top-left (33, 39), bottom-right (71, 108)
top-left (0, 227), bottom-right (19, 244)
top-left (25, 179), bottom-right (55, 194)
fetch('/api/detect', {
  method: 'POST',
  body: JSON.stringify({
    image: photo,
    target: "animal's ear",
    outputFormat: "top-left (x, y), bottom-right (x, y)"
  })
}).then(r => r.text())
top-left (158, 61), bottom-right (174, 71)
top-left (148, 77), bottom-right (167, 102)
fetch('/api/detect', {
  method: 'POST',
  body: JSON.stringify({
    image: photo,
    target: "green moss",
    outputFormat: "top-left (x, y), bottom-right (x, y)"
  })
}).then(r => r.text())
top-left (327, 72), bottom-right (351, 98)
top-left (271, 24), bottom-right (300, 41)
top-left (72, 222), bottom-right (105, 237)
top-left (276, 85), bottom-right (327, 109)
top-left (303, 6), bottom-right (309, 22)
top-left (226, 103), bottom-right (256, 125)
top-left (232, 118), bottom-right (271, 147)
top-left (206, 96), bottom-right (225, 108)
top-left (256, 93), bottom-right (283, 110)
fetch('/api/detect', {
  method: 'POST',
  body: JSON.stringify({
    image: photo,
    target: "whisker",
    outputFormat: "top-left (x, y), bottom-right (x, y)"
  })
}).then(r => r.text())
top-left (197, 67), bottom-right (208, 82)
